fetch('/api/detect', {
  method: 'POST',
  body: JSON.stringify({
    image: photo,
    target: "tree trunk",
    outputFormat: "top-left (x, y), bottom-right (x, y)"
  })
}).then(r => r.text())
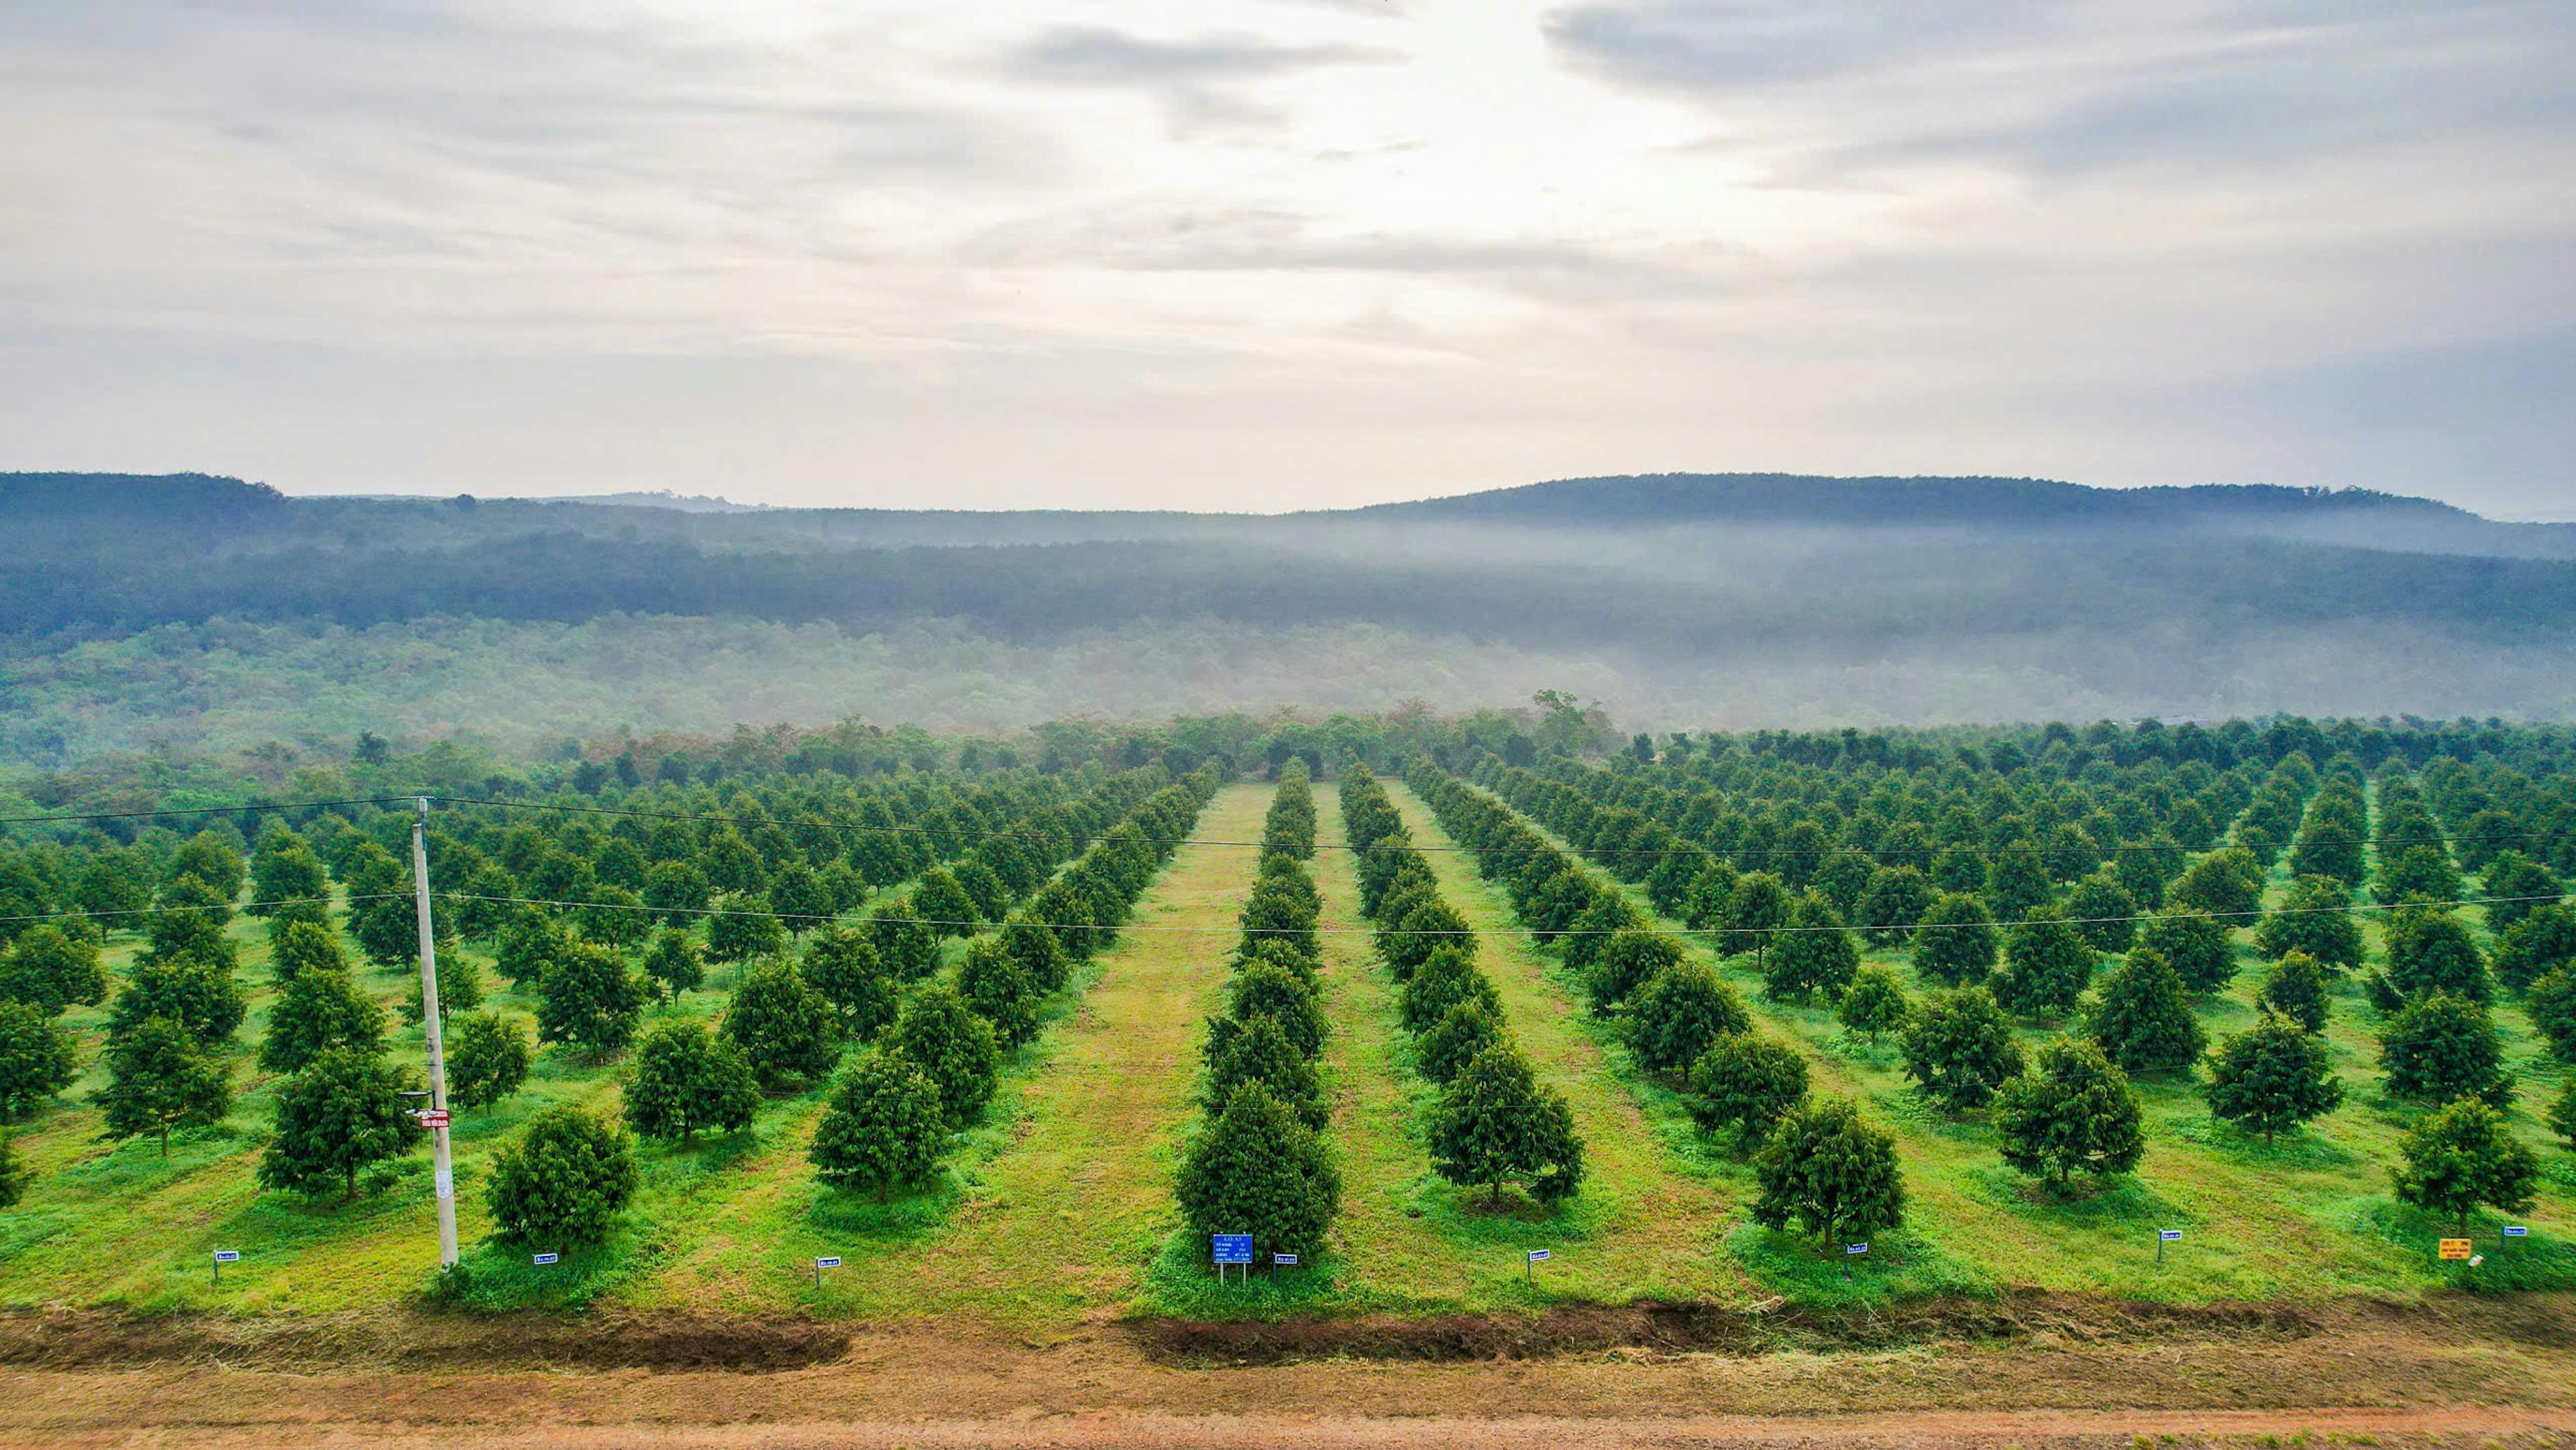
top-left (159, 1123), bottom-right (170, 1158)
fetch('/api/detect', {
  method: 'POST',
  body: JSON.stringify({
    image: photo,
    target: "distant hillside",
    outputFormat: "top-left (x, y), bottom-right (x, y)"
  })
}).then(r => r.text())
top-left (1344, 472), bottom-right (2467, 528)
top-left (5, 466), bottom-right (2574, 764)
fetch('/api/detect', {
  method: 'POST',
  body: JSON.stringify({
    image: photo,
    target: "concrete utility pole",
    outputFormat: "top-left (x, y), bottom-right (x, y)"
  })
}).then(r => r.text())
top-left (411, 797), bottom-right (460, 1270)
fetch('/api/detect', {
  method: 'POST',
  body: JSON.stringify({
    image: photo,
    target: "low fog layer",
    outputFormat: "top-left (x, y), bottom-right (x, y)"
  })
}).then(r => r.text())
top-left (3, 471), bottom-right (2569, 771)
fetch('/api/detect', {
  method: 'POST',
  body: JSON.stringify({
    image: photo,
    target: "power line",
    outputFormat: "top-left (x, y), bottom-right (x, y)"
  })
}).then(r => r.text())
top-left (0, 797), bottom-right (418, 828)
top-left (0, 893), bottom-right (403, 927)
top-left (1, 878), bottom-right (2557, 941)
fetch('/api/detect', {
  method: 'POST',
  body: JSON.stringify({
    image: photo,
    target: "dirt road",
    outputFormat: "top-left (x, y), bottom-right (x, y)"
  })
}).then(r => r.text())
top-left (6, 1294), bottom-right (2575, 1448)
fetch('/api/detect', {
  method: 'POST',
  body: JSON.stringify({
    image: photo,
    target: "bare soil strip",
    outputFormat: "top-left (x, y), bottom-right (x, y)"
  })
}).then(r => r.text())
top-left (5, 1296), bottom-right (2575, 1449)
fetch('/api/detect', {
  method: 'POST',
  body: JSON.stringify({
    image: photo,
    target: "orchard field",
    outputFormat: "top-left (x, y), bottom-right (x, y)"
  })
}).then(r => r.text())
top-left (1, 710), bottom-right (2573, 1333)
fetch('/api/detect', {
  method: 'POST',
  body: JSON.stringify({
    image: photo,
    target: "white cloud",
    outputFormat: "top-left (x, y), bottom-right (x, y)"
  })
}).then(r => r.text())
top-left (0, 0), bottom-right (2569, 513)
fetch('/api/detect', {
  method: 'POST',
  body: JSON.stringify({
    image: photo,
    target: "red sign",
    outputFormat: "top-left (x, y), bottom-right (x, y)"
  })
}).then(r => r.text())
top-left (417, 1110), bottom-right (451, 1129)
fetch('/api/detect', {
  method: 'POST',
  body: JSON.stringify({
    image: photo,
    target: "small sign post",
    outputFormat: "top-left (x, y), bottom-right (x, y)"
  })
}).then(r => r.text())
top-left (1526, 1247), bottom-right (1550, 1285)
top-left (813, 1254), bottom-right (841, 1289)
top-left (2438, 1238), bottom-right (2473, 1262)
top-left (2157, 1229), bottom-right (2182, 1265)
top-left (1843, 1242), bottom-right (1868, 1279)
top-left (1212, 1234), bottom-right (1252, 1284)
top-left (532, 1251), bottom-right (559, 1267)
top-left (2504, 1226), bottom-right (2528, 1245)
top-left (211, 1249), bottom-right (239, 1285)
top-left (1273, 1252), bottom-right (1299, 1272)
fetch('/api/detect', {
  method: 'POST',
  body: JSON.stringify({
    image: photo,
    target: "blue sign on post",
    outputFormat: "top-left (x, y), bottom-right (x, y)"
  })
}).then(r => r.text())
top-left (1845, 1243), bottom-right (1868, 1256)
top-left (1273, 1252), bottom-right (1299, 1267)
top-left (532, 1251), bottom-right (559, 1266)
top-left (2504, 1226), bottom-right (2529, 1239)
top-left (211, 1249), bottom-right (240, 1286)
top-left (1213, 1233), bottom-right (1253, 1282)
top-left (2159, 1230), bottom-right (2184, 1241)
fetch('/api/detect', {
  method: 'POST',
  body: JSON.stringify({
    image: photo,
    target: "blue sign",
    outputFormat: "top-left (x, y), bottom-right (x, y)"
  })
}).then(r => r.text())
top-left (814, 1255), bottom-right (843, 1268)
top-left (1526, 1248), bottom-right (1550, 1262)
top-left (2504, 1226), bottom-right (2528, 1238)
top-left (1212, 1234), bottom-right (1253, 1265)
top-left (1845, 1243), bottom-right (1869, 1256)
top-left (2159, 1230), bottom-right (2184, 1243)
top-left (1273, 1253), bottom-right (1299, 1267)
top-left (211, 1249), bottom-right (241, 1263)
top-left (531, 1251), bottom-right (559, 1266)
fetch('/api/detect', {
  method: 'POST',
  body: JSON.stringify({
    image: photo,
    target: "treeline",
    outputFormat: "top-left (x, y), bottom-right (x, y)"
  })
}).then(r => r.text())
top-left (13, 503), bottom-right (2576, 650)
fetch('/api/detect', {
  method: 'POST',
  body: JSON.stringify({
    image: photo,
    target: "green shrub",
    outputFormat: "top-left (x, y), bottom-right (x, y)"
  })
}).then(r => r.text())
top-left (486, 1105), bottom-right (638, 1247)
top-left (810, 1049), bottom-right (948, 1196)
top-left (1994, 1037), bottom-right (2144, 1188)
top-left (1175, 1082), bottom-right (1341, 1263)
top-left (1750, 1096), bottom-right (1904, 1249)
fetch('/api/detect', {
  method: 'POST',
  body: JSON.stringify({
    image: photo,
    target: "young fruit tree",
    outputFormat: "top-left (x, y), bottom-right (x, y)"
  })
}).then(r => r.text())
top-left (1835, 966), bottom-right (1911, 1045)
top-left (1993, 1037), bottom-right (2145, 1189)
top-left (1428, 1043), bottom-right (1585, 1206)
top-left (98, 1015), bottom-right (230, 1157)
top-left (2392, 1097), bottom-right (2538, 1235)
top-left (2204, 1018), bottom-right (2343, 1145)
top-left (1900, 986), bottom-right (2025, 1112)
top-left (1175, 1081), bottom-right (1342, 1264)
top-left (626, 1021), bottom-right (761, 1143)
top-left (2255, 951), bottom-right (2331, 1033)
top-left (890, 983), bottom-right (1001, 1127)
top-left (1625, 960), bottom-right (1751, 1075)
top-left (445, 1011), bottom-right (533, 1110)
top-left (2379, 992), bottom-right (2513, 1106)
top-left (810, 1049), bottom-right (950, 1197)
top-left (256, 1046), bottom-right (422, 1198)
top-left (1911, 892), bottom-right (2000, 986)
top-left (1686, 1032), bottom-right (1809, 1149)
top-left (721, 958), bottom-right (844, 1090)
top-left (2086, 947), bottom-right (2205, 1077)
top-left (536, 942), bottom-right (648, 1059)
top-left (0, 1002), bottom-right (78, 1121)
top-left (486, 1105), bottom-right (639, 1247)
top-left (1750, 1095), bottom-right (1904, 1251)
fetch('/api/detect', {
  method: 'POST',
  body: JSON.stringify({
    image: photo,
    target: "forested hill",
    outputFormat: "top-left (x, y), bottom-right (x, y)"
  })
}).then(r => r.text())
top-left (1342, 473), bottom-right (2467, 529)
top-left (5, 468), bottom-right (2574, 766)
top-left (5, 469), bottom-right (2563, 555)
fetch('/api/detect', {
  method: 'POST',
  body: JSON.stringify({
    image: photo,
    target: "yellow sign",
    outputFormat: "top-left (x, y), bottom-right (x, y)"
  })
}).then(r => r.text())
top-left (2438, 1238), bottom-right (2473, 1261)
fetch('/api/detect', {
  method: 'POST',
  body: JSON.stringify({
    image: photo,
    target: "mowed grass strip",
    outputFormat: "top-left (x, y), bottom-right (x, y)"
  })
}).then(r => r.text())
top-left (1451, 774), bottom-right (2575, 1306)
top-left (1299, 786), bottom-right (1475, 1310)
top-left (801, 782), bottom-right (1271, 1331)
top-left (1373, 782), bottom-right (1748, 1306)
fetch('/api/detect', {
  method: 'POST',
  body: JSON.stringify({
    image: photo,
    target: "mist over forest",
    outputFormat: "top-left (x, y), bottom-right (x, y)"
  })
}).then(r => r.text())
top-left (7, 470), bottom-right (2573, 774)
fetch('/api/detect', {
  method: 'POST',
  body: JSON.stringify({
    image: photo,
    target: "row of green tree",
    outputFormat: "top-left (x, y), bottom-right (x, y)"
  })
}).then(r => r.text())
top-left (1344, 769), bottom-right (1583, 1210)
top-left (1175, 765), bottom-right (1344, 1268)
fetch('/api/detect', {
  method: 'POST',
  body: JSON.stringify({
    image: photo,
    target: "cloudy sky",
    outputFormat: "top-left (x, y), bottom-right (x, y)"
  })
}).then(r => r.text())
top-left (2, 1), bottom-right (2570, 514)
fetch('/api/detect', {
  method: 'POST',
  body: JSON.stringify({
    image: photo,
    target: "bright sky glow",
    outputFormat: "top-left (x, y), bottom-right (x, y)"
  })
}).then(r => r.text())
top-left (1, 1), bottom-right (2569, 513)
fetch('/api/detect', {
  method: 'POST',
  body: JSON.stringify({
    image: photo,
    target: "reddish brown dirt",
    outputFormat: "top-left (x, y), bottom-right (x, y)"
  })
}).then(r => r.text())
top-left (4, 1294), bottom-right (2573, 1449)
